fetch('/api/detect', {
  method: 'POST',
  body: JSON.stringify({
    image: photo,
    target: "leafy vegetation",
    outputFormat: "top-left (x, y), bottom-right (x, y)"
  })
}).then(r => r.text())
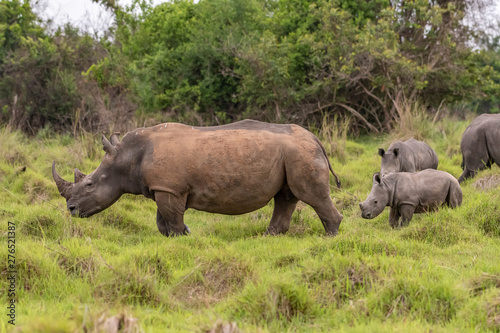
top-left (1, 0), bottom-right (500, 134)
top-left (1, 115), bottom-right (500, 332)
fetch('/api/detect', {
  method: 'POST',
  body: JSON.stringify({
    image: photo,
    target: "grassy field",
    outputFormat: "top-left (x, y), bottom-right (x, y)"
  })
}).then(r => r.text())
top-left (1, 115), bottom-right (500, 332)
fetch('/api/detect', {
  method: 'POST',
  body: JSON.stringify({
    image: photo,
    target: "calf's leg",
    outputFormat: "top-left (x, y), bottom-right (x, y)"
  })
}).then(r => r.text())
top-left (399, 204), bottom-right (415, 227)
top-left (389, 207), bottom-right (401, 229)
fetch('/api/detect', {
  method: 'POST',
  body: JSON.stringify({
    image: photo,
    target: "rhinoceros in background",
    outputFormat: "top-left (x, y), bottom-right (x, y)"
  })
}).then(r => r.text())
top-left (378, 138), bottom-right (438, 176)
top-left (359, 170), bottom-right (462, 228)
top-left (52, 120), bottom-right (343, 237)
top-left (459, 114), bottom-right (500, 183)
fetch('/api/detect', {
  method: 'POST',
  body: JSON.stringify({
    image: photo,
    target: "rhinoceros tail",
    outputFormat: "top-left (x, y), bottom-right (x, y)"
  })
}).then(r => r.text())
top-left (314, 136), bottom-right (342, 188)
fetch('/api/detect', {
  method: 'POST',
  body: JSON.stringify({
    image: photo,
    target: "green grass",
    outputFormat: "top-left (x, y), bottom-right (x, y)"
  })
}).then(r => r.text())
top-left (1, 116), bottom-right (500, 332)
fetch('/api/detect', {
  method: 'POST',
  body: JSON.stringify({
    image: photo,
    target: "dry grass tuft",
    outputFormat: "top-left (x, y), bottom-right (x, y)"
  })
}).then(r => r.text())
top-left (173, 257), bottom-right (252, 307)
top-left (92, 313), bottom-right (142, 333)
top-left (469, 273), bottom-right (500, 296)
top-left (487, 296), bottom-right (500, 329)
top-left (204, 320), bottom-right (240, 333)
top-left (304, 264), bottom-right (378, 308)
top-left (20, 215), bottom-right (54, 238)
top-left (472, 175), bottom-right (500, 191)
top-left (56, 253), bottom-right (97, 280)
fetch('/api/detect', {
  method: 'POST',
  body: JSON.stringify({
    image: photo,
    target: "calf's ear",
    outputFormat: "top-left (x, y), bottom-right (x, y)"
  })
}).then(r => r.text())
top-left (378, 148), bottom-right (385, 157)
top-left (393, 148), bottom-right (399, 157)
top-left (373, 172), bottom-right (382, 185)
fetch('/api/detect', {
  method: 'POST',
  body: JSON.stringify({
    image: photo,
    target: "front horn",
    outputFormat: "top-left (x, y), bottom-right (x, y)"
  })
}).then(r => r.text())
top-left (52, 161), bottom-right (73, 198)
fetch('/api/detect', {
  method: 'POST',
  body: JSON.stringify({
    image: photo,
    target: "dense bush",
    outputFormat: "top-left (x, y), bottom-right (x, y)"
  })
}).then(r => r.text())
top-left (1, 0), bottom-right (500, 133)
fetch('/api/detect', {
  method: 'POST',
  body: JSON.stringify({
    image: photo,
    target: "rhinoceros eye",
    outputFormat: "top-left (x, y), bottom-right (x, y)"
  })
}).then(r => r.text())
top-left (85, 182), bottom-right (92, 188)
top-left (374, 200), bottom-right (378, 204)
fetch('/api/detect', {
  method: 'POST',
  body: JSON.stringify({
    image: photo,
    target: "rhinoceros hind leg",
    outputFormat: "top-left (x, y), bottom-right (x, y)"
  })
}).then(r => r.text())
top-left (399, 204), bottom-right (415, 227)
top-left (155, 192), bottom-right (189, 237)
top-left (265, 188), bottom-right (298, 235)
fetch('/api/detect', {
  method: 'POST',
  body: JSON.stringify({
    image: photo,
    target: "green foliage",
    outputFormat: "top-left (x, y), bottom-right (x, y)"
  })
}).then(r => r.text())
top-left (83, 0), bottom-right (500, 130)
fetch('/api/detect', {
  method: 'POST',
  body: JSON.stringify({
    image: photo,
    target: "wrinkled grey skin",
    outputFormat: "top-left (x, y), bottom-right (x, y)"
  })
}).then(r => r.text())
top-left (378, 138), bottom-right (438, 176)
top-left (359, 170), bottom-right (462, 228)
top-left (459, 114), bottom-right (500, 183)
top-left (52, 120), bottom-right (343, 237)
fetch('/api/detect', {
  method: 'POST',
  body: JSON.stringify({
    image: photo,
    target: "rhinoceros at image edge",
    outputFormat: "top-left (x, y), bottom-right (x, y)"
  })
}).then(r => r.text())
top-left (378, 138), bottom-right (438, 176)
top-left (459, 113), bottom-right (500, 183)
top-left (52, 120), bottom-right (343, 237)
top-left (359, 169), bottom-right (462, 228)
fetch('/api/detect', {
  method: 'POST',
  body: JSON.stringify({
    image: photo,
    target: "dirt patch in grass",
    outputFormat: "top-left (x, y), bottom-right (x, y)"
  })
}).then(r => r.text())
top-left (472, 175), bottom-right (500, 191)
top-left (172, 257), bottom-right (252, 307)
top-left (469, 273), bottom-right (500, 296)
top-left (94, 267), bottom-right (163, 306)
top-left (303, 263), bottom-right (378, 308)
top-left (487, 296), bottom-right (500, 329)
top-left (92, 313), bottom-right (141, 333)
top-left (204, 320), bottom-right (240, 333)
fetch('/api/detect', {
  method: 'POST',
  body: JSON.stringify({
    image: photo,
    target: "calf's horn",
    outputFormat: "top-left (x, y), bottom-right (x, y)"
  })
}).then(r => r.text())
top-left (52, 161), bottom-right (73, 198)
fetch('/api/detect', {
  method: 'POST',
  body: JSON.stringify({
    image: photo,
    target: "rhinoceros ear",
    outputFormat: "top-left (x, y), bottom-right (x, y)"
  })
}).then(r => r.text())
top-left (74, 168), bottom-right (86, 183)
top-left (373, 172), bottom-right (382, 185)
top-left (393, 148), bottom-right (399, 157)
top-left (110, 132), bottom-right (120, 146)
top-left (102, 134), bottom-right (117, 156)
top-left (378, 148), bottom-right (385, 157)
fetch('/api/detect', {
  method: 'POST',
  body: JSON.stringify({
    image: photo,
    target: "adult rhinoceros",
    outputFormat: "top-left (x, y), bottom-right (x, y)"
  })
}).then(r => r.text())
top-left (52, 120), bottom-right (343, 236)
top-left (459, 114), bottom-right (500, 183)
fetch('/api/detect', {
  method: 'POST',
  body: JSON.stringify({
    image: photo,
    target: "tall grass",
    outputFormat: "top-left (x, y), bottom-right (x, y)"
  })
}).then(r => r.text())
top-left (1, 115), bottom-right (500, 332)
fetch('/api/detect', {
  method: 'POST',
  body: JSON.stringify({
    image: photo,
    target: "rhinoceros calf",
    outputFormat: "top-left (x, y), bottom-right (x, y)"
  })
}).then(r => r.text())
top-left (378, 138), bottom-right (438, 176)
top-left (459, 114), bottom-right (500, 183)
top-left (52, 120), bottom-right (343, 237)
top-left (359, 170), bottom-right (462, 228)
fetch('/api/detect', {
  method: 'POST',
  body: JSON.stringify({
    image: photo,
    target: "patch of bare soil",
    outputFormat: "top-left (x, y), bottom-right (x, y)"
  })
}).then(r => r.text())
top-left (92, 313), bottom-right (141, 333)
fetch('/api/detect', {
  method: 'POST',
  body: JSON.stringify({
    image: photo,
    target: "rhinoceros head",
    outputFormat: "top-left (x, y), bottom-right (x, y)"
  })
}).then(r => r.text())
top-left (52, 133), bottom-right (124, 217)
top-left (378, 148), bottom-right (400, 176)
top-left (359, 172), bottom-right (389, 219)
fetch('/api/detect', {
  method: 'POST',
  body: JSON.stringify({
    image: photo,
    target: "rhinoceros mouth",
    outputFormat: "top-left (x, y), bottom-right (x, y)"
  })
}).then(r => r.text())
top-left (70, 206), bottom-right (102, 218)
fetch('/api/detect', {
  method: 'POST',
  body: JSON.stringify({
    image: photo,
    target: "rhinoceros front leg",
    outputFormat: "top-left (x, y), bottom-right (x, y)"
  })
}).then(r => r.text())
top-left (399, 204), bottom-right (415, 227)
top-left (265, 188), bottom-right (298, 235)
top-left (388, 207), bottom-right (401, 229)
top-left (155, 192), bottom-right (190, 237)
